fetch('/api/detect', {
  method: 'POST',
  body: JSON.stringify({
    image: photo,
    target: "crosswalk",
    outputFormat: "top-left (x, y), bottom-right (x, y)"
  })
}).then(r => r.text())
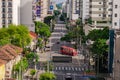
top-left (53, 66), bottom-right (88, 72)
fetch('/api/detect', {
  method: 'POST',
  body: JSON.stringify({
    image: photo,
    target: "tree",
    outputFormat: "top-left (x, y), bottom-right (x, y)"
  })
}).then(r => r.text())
top-left (39, 72), bottom-right (56, 80)
top-left (91, 39), bottom-right (108, 56)
top-left (30, 69), bottom-right (36, 80)
top-left (44, 16), bottom-right (55, 26)
top-left (87, 27), bottom-right (109, 41)
top-left (0, 24), bottom-right (31, 47)
top-left (53, 10), bottom-right (61, 16)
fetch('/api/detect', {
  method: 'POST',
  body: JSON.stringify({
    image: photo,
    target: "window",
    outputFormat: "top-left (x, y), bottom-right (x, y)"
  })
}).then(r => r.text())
top-left (2, 14), bottom-right (5, 18)
top-left (2, 19), bottom-right (5, 24)
top-left (115, 13), bottom-right (117, 17)
top-left (103, 14), bottom-right (106, 18)
top-left (8, 2), bottom-right (12, 7)
top-left (2, 8), bottom-right (5, 13)
top-left (99, 8), bottom-right (101, 10)
top-left (99, 2), bottom-right (101, 4)
top-left (114, 22), bottom-right (117, 26)
top-left (8, 14), bottom-right (12, 18)
top-left (2, 2), bottom-right (5, 7)
top-left (8, 19), bottom-right (12, 24)
top-left (108, 15), bottom-right (111, 17)
top-left (99, 14), bottom-right (101, 16)
top-left (8, 8), bottom-right (12, 12)
top-left (115, 5), bottom-right (118, 8)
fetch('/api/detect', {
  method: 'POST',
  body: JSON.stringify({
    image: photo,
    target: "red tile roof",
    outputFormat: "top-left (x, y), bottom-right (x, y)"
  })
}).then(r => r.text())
top-left (0, 44), bottom-right (23, 62)
top-left (0, 59), bottom-right (7, 66)
top-left (29, 31), bottom-right (38, 39)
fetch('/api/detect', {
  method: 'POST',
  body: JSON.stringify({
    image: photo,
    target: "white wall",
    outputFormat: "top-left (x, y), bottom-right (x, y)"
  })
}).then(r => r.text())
top-left (20, 0), bottom-right (34, 31)
top-left (82, 0), bottom-right (89, 23)
top-left (112, 0), bottom-right (120, 29)
top-left (12, 0), bottom-right (20, 25)
top-left (0, 1), bottom-right (2, 28)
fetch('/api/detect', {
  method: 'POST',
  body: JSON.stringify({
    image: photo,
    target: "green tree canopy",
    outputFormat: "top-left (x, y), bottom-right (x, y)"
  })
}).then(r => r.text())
top-left (87, 27), bottom-right (109, 41)
top-left (0, 24), bottom-right (31, 47)
top-left (44, 16), bottom-right (55, 26)
top-left (30, 69), bottom-right (36, 77)
top-left (53, 10), bottom-right (61, 16)
top-left (90, 39), bottom-right (108, 57)
top-left (39, 72), bottom-right (56, 80)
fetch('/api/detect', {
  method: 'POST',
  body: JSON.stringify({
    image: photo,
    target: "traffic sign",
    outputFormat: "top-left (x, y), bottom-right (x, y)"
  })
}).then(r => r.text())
top-left (50, 5), bottom-right (53, 10)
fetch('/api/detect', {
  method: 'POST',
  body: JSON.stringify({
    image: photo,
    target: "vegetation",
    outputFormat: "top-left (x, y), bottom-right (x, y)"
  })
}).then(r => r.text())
top-left (0, 24), bottom-right (31, 47)
top-left (30, 69), bottom-right (36, 80)
top-left (34, 21), bottom-right (51, 47)
top-left (86, 27), bottom-right (109, 73)
top-left (53, 10), bottom-right (61, 16)
top-left (87, 27), bottom-right (109, 41)
top-left (39, 72), bottom-right (56, 80)
top-left (44, 16), bottom-right (55, 26)
top-left (60, 13), bottom-right (67, 21)
top-left (12, 58), bottom-right (28, 78)
top-left (43, 62), bottom-right (54, 71)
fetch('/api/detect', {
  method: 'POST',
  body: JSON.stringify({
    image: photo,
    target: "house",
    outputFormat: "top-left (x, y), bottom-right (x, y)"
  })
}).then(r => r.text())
top-left (0, 59), bottom-right (7, 80)
top-left (0, 44), bottom-right (23, 80)
top-left (29, 31), bottom-right (38, 51)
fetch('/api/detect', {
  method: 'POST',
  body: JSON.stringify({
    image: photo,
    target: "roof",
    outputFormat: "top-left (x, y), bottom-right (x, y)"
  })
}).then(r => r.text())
top-left (29, 31), bottom-right (38, 39)
top-left (0, 59), bottom-right (7, 66)
top-left (0, 44), bottom-right (23, 63)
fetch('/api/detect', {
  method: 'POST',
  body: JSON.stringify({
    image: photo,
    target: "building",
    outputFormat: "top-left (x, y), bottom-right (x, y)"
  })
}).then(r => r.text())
top-left (89, 0), bottom-right (112, 29)
top-left (66, 0), bottom-right (80, 21)
top-left (32, 0), bottom-right (49, 22)
top-left (0, 0), bottom-right (21, 28)
top-left (80, 0), bottom-right (89, 24)
top-left (29, 31), bottom-right (38, 51)
top-left (112, 0), bottom-right (120, 29)
top-left (0, 44), bottom-right (23, 80)
top-left (0, 59), bottom-right (6, 80)
top-left (0, 0), bottom-right (35, 31)
top-left (20, 0), bottom-right (35, 31)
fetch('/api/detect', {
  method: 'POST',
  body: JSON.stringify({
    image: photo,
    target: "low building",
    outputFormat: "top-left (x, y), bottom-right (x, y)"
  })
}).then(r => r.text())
top-left (0, 44), bottom-right (23, 80)
top-left (29, 31), bottom-right (38, 51)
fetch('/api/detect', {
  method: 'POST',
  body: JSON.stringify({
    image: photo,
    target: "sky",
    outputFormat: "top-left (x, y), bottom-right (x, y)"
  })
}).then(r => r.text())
top-left (53, 0), bottom-right (66, 4)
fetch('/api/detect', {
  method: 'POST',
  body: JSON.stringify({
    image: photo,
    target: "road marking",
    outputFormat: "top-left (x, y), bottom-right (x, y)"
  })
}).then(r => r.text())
top-left (62, 67), bottom-right (64, 70)
top-left (59, 67), bottom-right (61, 70)
top-left (75, 67), bottom-right (78, 71)
top-left (82, 68), bottom-right (84, 71)
top-left (56, 67), bottom-right (57, 70)
top-left (65, 67), bottom-right (68, 70)
top-left (72, 67), bottom-right (74, 71)
top-left (68, 67), bottom-right (71, 70)
top-left (78, 67), bottom-right (81, 71)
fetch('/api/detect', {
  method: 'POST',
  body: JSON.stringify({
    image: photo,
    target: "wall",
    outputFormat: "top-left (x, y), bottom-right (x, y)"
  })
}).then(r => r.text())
top-left (0, 64), bottom-right (5, 80)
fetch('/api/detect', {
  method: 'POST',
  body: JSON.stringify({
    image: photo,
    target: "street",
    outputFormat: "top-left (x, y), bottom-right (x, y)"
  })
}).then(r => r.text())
top-left (38, 22), bottom-right (89, 80)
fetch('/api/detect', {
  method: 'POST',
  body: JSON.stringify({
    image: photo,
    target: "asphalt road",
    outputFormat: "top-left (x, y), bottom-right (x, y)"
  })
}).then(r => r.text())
top-left (45, 23), bottom-right (89, 80)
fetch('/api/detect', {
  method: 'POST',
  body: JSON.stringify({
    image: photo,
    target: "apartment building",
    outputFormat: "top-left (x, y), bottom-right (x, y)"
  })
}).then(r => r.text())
top-left (79, 0), bottom-right (89, 24)
top-left (0, 0), bottom-right (34, 31)
top-left (32, 0), bottom-right (49, 22)
top-left (20, 0), bottom-right (34, 31)
top-left (112, 0), bottom-right (120, 29)
top-left (0, 0), bottom-right (20, 28)
top-left (66, 0), bottom-right (80, 21)
top-left (89, 0), bottom-right (112, 29)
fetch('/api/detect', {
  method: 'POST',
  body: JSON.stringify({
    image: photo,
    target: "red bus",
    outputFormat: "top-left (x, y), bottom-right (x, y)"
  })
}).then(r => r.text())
top-left (60, 46), bottom-right (78, 56)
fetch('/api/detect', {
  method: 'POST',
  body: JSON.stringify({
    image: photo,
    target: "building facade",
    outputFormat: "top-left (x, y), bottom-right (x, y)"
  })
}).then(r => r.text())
top-left (32, 0), bottom-right (49, 22)
top-left (80, 0), bottom-right (89, 24)
top-left (0, 0), bottom-right (20, 28)
top-left (66, 0), bottom-right (80, 21)
top-left (89, 0), bottom-right (112, 29)
top-left (20, 0), bottom-right (34, 31)
top-left (112, 0), bottom-right (120, 29)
